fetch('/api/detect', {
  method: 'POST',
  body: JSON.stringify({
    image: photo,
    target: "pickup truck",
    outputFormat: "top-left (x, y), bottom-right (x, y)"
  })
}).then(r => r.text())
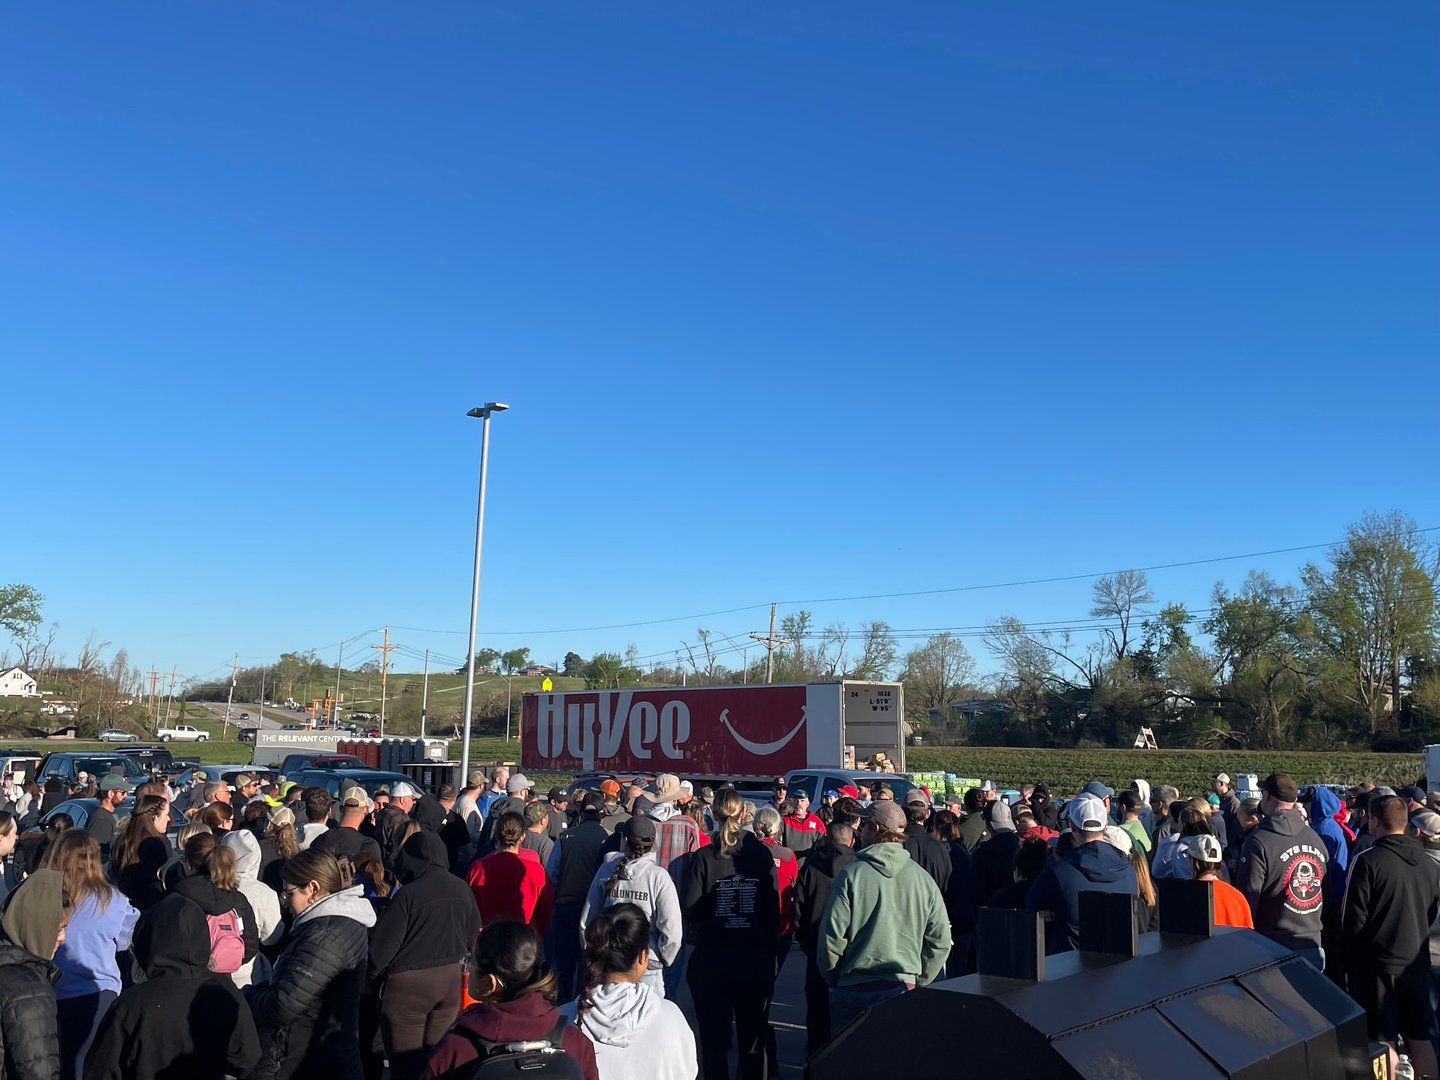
top-left (156, 724), bottom-right (210, 743)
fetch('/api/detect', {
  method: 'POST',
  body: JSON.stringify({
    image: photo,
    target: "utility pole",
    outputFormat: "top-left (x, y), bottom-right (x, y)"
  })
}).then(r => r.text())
top-left (751, 603), bottom-right (792, 684)
top-left (332, 641), bottom-right (344, 728)
top-left (420, 649), bottom-right (430, 739)
top-left (163, 666), bottom-right (178, 724)
top-left (222, 654), bottom-right (239, 738)
top-left (371, 626), bottom-right (399, 737)
top-left (147, 667), bottom-right (160, 727)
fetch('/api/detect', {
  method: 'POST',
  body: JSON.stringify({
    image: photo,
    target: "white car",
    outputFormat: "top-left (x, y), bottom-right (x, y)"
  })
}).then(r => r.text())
top-left (156, 724), bottom-right (209, 743)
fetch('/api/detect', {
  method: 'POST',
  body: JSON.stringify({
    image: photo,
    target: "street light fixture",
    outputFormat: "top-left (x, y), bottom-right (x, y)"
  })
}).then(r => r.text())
top-left (460, 402), bottom-right (509, 785)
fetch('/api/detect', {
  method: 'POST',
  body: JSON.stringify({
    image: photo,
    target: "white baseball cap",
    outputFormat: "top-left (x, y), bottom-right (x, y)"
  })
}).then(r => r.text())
top-left (1180, 833), bottom-right (1223, 863)
top-left (389, 781), bottom-right (420, 799)
top-left (1068, 794), bottom-right (1107, 832)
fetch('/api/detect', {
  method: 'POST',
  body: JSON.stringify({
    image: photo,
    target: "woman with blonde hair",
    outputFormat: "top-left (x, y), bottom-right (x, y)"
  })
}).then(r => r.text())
top-left (260, 804), bottom-right (300, 893)
top-left (161, 819), bottom-right (212, 892)
top-left (172, 832), bottom-right (260, 980)
top-left (109, 795), bottom-right (169, 912)
top-left (42, 829), bottom-right (139, 1080)
top-left (681, 788), bottom-right (780, 1080)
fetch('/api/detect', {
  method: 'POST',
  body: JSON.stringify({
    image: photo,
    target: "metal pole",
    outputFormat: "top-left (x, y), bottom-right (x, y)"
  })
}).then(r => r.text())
top-left (461, 405), bottom-right (505, 783)
top-left (505, 675), bottom-right (513, 742)
top-left (766, 603), bottom-right (777, 683)
top-left (420, 649), bottom-right (430, 739)
top-left (333, 642), bottom-right (344, 729)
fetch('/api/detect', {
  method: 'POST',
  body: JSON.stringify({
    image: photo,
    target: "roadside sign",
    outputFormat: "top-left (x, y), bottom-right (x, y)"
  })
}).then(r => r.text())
top-left (541, 676), bottom-right (553, 692)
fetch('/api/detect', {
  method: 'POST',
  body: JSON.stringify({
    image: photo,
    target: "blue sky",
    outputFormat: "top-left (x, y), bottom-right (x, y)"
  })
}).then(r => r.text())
top-left (3, 2), bottom-right (1436, 685)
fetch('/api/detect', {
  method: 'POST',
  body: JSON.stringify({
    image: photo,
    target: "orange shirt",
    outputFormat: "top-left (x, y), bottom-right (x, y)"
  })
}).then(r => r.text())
top-left (1206, 877), bottom-right (1254, 929)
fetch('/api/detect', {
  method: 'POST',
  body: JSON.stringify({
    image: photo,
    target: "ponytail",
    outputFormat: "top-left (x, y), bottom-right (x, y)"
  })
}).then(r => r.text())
top-left (603, 830), bottom-right (655, 898)
top-left (579, 903), bottom-right (650, 1021)
top-left (184, 833), bottom-right (239, 891)
top-left (713, 789), bottom-right (745, 857)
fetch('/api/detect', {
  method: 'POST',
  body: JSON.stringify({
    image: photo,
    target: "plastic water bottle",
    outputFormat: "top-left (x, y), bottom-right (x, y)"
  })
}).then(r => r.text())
top-left (1396, 1052), bottom-right (1415, 1080)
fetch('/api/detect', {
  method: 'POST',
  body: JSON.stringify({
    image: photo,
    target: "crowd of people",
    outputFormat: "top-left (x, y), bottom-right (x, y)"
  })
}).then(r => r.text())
top-left (0, 761), bottom-right (1437, 1078)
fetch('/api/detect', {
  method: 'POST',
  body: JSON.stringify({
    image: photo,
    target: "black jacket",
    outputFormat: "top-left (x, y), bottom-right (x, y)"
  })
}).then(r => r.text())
top-left (249, 888), bottom-right (374, 1080)
top-left (944, 839), bottom-right (977, 936)
top-left (0, 941), bottom-right (60, 1080)
top-left (170, 876), bottom-right (260, 968)
top-left (310, 825), bottom-right (383, 868)
top-left (1237, 807), bottom-right (1328, 953)
top-left (970, 829), bottom-right (1021, 910)
top-left (793, 839), bottom-right (855, 955)
top-left (1342, 833), bottom-right (1440, 975)
top-left (903, 824), bottom-right (953, 895)
top-left (368, 832), bottom-right (480, 983)
top-left (551, 817), bottom-right (609, 907)
top-left (84, 894), bottom-right (260, 1080)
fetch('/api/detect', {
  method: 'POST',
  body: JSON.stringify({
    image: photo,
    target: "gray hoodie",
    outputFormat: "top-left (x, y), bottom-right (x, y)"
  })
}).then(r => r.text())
top-left (220, 830), bottom-right (284, 987)
top-left (580, 852), bottom-right (683, 968)
top-left (559, 982), bottom-right (697, 1080)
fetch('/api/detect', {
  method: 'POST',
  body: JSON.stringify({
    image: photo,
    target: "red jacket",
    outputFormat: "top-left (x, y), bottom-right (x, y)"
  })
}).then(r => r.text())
top-left (421, 992), bottom-right (598, 1080)
top-left (466, 848), bottom-right (554, 935)
top-left (762, 837), bottom-right (799, 938)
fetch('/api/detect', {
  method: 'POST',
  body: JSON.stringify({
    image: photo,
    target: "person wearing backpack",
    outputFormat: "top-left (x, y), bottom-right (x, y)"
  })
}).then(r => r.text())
top-left (83, 892), bottom-right (260, 1080)
top-left (170, 833), bottom-right (258, 977)
top-left (560, 904), bottom-right (697, 1080)
top-left (420, 919), bottom-right (599, 1080)
top-left (579, 816), bottom-right (682, 999)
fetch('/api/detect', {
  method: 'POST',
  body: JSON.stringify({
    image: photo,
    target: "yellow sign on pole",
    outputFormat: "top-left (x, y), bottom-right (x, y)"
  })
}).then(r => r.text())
top-left (541, 676), bottom-right (553, 692)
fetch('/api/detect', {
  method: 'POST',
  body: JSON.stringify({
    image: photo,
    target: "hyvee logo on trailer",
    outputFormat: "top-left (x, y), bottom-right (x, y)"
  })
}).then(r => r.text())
top-left (533, 691), bottom-right (693, 771)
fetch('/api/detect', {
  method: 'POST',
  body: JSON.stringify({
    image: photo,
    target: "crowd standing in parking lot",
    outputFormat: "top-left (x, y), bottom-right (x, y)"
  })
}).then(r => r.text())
top-left (2, 758), bottom-right (1440, 1078)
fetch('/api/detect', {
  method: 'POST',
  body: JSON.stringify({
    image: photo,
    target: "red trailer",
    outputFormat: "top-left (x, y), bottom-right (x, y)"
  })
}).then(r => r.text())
top-left (520, 680), bottom-right (905, 780)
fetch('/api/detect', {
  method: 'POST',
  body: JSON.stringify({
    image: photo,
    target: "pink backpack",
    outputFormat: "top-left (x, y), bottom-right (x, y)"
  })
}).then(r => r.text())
top-left (206, 909), bottom-right (245, 974)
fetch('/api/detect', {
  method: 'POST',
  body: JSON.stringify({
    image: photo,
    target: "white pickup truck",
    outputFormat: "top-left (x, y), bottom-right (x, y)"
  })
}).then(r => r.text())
top-left (156, 724), bottom-right (210, 743)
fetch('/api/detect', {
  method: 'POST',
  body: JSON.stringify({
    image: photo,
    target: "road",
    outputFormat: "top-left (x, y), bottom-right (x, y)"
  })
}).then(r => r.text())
top-left (195, 701), bottom-right (299, 734)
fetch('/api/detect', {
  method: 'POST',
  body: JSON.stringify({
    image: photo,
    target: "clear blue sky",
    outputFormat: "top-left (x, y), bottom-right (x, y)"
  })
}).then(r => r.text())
top-left (3, 2), bottom-right (1436, 686)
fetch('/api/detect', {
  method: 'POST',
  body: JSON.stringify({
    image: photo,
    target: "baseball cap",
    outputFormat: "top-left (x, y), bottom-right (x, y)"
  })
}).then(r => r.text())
top-left (838, 785), bottom-right (860, 799)
top-left (235, 773), bottom-right (257, 788)
top-left (990, 801), bottom-right (1015, 833)
top-left (98, 774), bottom-right (129, 792)
top-left (773, 777), bottom-right (788, 791)
top-left (859, 801), bottom-right (907, 832)
top-left (698, 785), bottom-right (715, 802)
top-left (1373, 786), bottom-right (1397, 798)
top-left (624, 815), bottom-right (657, 842)
top-left (904, 788), bottom-right (929, 807)
top-left (1261, 773), bottom-right (1299, 803)
top-left (944, 792), bottom-right (963, 807)
top-left (1081, 781), bottom-right (1115, 799)
top-left (389, 781), bottom-right (420, 799)
top-left (679, 780), bottom-right (693, 795)
top-left (1117, 790), bottom-right (1142, 812)
top-left (1180, 833), bottom-right (1223, 864)
top-left (341, 788), bottom-right (373, 811)
top-left (1400, 785), bottom-right (1427, 804)
top-left (578, 792), bottom-right (604, 814)
top-left (548, 787), bottom-right (567, 803)
top-left (1068, 794), bottom-right (1107, 832)
top-left (77, 771), bottom-right (90, 782)
top-left (980, 780), bottom-right (996, 792)
top-left (1206, 793), bottom-right (1221, 808)
top-left (466, 769), bottom-right (487, 787)
top-left (267, 805), bottom-right (295, 828)
top-left (505, 774), bottom-right (531, 794)
top-left (1103, 824), bottom-right (1133, 855)
top-left (1212, 772), bottom-right (1231, 785)
top-left (599, 779), bottom-right (622, 798)
top-left (824, 789), bottom-right (840, 799)
top-left (1411, 810), bottom-right (1440, 841)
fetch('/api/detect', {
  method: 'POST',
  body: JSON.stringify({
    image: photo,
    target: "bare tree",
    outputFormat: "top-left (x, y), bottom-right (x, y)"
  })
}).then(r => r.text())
top-left (1090, 569), bottom-right (1155, 661)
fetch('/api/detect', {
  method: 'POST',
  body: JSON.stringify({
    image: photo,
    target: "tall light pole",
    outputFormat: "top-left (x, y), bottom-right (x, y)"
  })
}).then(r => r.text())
top-left (460, 402), bottom-right (509, 784)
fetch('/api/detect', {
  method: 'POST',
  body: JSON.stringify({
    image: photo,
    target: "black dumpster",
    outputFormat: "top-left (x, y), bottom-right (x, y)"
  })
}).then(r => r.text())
top-left (808, 883), bottom-right (1381, 1080)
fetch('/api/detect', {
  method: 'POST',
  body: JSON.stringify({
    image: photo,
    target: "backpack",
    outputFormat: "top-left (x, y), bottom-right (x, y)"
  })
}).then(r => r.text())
top-left (205, 908), bottom-right (245, 974)
top-left (465, 1016), bottom-right (583, 1079)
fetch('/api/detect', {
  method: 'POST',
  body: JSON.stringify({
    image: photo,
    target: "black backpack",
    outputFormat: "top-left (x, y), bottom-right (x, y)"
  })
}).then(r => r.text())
top-left (466, 1016), bottom-right (584, 1079)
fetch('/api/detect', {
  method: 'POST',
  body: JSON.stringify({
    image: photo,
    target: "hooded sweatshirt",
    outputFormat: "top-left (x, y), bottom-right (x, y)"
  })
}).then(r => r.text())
top-left (420, 991), bottom-right (598, 1080)
top-left (580, 851), bottom-right (682, 969)
top-left (794, 838), bottom-right (856, 955)
top-left (369, 831), bottom-right (480, 983)
top-left (0, 869), bottom-right (63, 1080)
top-left (1026, 837), bottom-right (1138, 954)
top-left (1342, 832), bottom-right (1440, 975)
top-left (1237, 807), bottom-right (1327, 954)
top-left (818, 842), bottom-right (950, 988)
top-left (1308, 786), bottom-right (1351, 898)
top-left (171, 872), bottom-right (260, 974)
top-left (559, 982), bottom-right (696, 1080)
top-left (219, 829), bottom-right (284, 988)
top-left (84, 893), bottom-right (260, 1080)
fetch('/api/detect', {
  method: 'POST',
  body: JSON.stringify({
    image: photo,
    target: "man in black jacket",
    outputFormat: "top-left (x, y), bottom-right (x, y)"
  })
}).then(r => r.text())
top-left (1238, 773), bottom-right (1328, 970)
top-left (544, 793), bottom-right (610, 1004)
top-left (970, 800), bottom-right (1022, 910)
top-left (1343, 794), bottom-right (1440, 1079)
top-left (368, 831), bottom-right (481, 1080)
top-left (902, 790), bottom-right (952, 895)
top-left (793, 823), bottom-right (856, 1054)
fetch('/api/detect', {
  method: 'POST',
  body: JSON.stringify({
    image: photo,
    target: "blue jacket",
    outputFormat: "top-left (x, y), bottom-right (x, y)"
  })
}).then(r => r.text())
top-left (1308, 786), bottom-right (1350, 897)
top-left (1026, 839), bottom-right (1137, 954)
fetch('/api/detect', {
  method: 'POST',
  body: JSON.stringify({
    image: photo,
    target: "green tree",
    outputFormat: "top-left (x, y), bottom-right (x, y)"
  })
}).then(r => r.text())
top-left (1090, 569), bottom-right (1154, 662)
top-left (0, 584), bottom-right (43, 641)
top-left (1300, 512), bottom-right (1439, 734)
top-left (455, 648), bottom-right (501, 676)
top-left (501, 647), bottom-right (531, 674)
top-left (562, 651), bottom-right (586, 677)
top-left (583, 651), bottom-right (639, 689)
top-left (1204, 573), bottom-right (1307, 747)
top-left (899, 633), bottom-right (978, 729)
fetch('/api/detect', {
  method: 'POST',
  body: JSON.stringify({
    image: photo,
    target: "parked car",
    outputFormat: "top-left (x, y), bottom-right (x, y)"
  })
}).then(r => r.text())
top-left (188, 764), bottom-right (276, 791)
top-left (279, 723), bottom-right (310, 731)
top-left (235, 725), bottom-right (259, 743)
top-left (113, 744), bottom-right (176, 775)
top-left (96, 728), bottom-right (139, 743)
top-left (278, 753), bottom-right (366, 775)
top-left (36, 752), bottom-right (149, 787)
top-left (783, 768), bottom-right (917, 807)
top-left (156, 724), bottom-right (209, 743)
top-left (285, 768), bottom-right (420, 799)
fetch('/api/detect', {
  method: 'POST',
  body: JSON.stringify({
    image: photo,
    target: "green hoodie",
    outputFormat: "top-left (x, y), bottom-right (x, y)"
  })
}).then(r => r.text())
top-left (817, 841), bottom-right (950, 988)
